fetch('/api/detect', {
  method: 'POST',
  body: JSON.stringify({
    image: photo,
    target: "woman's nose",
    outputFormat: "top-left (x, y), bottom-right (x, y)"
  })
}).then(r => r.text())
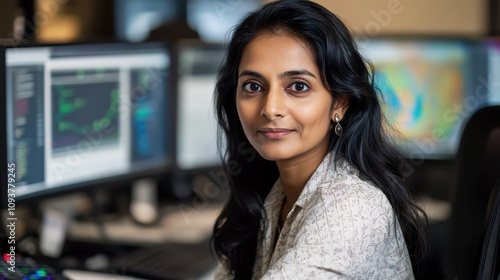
top-left (260, 87), bottom-right (286, 120)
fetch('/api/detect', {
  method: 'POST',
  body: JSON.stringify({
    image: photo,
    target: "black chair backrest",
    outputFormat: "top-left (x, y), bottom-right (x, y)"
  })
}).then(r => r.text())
top-left (446, 105), bottom-right (500, 279)
top-left (475, 178), bottom-right (500, 280)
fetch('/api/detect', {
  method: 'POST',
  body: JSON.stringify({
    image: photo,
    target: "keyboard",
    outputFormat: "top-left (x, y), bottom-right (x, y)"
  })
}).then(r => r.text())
top-left (0, 257), bottom-right (68, 280)
top-left (0, 238), bottom-right (217, 280)
top-left (109, 240), bottom-right (218, 280)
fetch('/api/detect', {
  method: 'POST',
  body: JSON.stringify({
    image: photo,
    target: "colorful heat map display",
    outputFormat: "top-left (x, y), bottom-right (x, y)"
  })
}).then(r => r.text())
top-left (358, 39), bottom-right (469, 158)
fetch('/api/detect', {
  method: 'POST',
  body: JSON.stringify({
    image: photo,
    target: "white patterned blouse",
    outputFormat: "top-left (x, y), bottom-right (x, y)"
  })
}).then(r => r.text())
top-left (215, 151), bottom-right (414, 279)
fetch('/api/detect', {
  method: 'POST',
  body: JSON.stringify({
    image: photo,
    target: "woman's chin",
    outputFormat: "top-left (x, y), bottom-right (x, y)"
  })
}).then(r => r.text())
top-left (255, 148), bottom-right (292, 162)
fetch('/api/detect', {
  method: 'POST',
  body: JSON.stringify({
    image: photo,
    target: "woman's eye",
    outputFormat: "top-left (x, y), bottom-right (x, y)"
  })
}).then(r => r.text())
top-left (289, 82), bottom-right (309, 92)
top-left (243, 82), bottom-right (263, 93)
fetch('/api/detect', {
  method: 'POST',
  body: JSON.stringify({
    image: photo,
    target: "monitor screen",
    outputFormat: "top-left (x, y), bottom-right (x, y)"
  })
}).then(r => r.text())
top-left (175, 42), bottom-right (225, 170)
top-left (487, 39), bottom-right (500, 104)
top-left (357, 38), bottom-right (487, 159)
top-left (3, 42), bottom-right (170, 200)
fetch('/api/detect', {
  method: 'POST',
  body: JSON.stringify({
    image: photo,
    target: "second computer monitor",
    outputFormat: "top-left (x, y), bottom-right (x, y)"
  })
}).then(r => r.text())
top-left (176, 41), bottom-right (225, 170)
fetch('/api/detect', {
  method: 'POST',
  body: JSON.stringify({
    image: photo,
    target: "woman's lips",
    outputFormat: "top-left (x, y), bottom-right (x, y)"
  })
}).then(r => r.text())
top-left (258, 128), bottom-right (293, 139)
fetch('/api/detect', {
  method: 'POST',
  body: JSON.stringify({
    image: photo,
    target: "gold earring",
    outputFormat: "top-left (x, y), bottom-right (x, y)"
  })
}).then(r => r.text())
top-left (334, 113), bottom-right (343, 136)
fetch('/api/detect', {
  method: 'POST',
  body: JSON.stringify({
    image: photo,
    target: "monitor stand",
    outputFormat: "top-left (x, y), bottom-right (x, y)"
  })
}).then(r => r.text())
top-left (129, 179), bottom-right (159, 225)
top-left (39, 208), bottom-right (69, 258)
top-left (38, 193), bottom-right (87, 258)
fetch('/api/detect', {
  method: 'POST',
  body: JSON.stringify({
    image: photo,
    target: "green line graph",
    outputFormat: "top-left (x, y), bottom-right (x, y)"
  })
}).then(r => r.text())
top-left (51, 70), bottom-right (120, 150)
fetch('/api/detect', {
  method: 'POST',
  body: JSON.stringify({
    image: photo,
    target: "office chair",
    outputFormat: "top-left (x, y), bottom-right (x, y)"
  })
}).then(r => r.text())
top-left (444, 105), bottom-right (500, 279)
top-left (474, 178), bottom-right (500, 280)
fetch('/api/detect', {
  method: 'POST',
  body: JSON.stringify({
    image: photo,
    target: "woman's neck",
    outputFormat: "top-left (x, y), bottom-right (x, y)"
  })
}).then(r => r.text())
top-left (276, 144), bottom-right (329, 206)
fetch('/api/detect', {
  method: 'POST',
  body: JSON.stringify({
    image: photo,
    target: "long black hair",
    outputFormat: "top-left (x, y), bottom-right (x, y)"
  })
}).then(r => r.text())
top-left (211, 1), bottom-right (427, 279)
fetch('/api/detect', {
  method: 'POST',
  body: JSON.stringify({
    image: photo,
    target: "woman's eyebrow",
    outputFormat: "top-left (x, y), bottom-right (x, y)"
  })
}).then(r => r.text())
top-left (238, 70), bottom-right (264, 79)
top-left (279, 70), bottom-right (317, 79)
top-left (238, 69), bottom-right (317, 79)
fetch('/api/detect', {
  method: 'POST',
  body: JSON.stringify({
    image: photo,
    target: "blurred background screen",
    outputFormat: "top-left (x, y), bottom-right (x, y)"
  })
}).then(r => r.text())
top-left (358, 38), bottom-right (488, 159)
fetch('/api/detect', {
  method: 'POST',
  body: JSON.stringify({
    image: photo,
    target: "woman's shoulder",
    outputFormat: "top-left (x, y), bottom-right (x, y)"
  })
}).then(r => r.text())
top-left (295, 155), bottom-right (398, 236)
top-left (321, 159), bottom-right (390, 206)
top-left (299, 162), bottom-right (401, 246)
top-left (282, 158), bottom-right (412, 277)
top-left (309, 159), bottom-right (395, 226)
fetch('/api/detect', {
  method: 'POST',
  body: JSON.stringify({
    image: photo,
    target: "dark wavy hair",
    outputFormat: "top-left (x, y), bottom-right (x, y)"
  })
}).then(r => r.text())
top-left (211, 1), bottom-right (427, 279)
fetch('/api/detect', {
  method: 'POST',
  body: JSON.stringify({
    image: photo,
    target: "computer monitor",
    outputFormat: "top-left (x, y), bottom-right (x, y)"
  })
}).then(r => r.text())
top-left (175, 40), bottom-right (225, 171)
top-left (1, 42), bottom-right (171, 204)
top-left (162, 40), bottom-right (229, 202)
top-left (357, 38), bottom-right (488, 160)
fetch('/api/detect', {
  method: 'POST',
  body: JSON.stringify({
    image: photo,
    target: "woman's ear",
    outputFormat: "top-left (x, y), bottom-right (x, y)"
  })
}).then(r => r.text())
top-left (330, 96), bottom-right (349, 122)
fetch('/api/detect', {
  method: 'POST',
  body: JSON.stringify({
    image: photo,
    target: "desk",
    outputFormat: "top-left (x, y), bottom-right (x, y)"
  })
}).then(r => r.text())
top-left (67, 203), bottom-right (223, 245)
top-left (58, 203), bottom-right (223, 279)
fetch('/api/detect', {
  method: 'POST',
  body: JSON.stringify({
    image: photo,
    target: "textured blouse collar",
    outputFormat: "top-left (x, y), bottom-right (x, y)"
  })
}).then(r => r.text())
top-left (257, 150), bottom-right (344, 276)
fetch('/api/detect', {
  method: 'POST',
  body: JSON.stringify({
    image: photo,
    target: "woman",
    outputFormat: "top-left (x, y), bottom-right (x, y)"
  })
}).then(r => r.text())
top-left (212, 1), bottom-right (427, 279)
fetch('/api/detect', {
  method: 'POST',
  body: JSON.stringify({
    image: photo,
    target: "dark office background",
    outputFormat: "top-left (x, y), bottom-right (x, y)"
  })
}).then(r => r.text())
top-left (1, 0), bottom-right (499, 45)
top-left (0, 0), bottom-right (264, 44)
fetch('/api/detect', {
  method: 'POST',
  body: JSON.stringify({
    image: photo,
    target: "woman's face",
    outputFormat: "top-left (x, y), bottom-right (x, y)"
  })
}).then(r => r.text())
top-left (236, 34), bottom-right (344, 162)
